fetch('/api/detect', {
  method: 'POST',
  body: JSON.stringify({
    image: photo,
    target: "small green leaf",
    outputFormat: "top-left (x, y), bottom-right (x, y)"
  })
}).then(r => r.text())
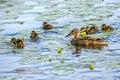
top-left (57, 48), bottom-right (62, 54)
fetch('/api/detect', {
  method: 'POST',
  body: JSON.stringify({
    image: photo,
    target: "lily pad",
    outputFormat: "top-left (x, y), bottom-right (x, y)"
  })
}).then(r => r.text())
top-left (97, 61), bottom-right (120, 69)
top-left (79, 56), bottom-right (106, 63)
top-left (0, 13), bottom-right (18, 20)
top-left (0, 48), bottom-right (11, 54)
top-left (19, 53), bottom-right (69, 64)
top-left (88, 32), bottom-right (111, 38)
top-left (0, 75), bottom-right (25, 80)
top-left (15, 67), bottom-right (43, 74)
top-left (51, 62), bottom-right (76, 75)
top-left (35, 16), bottom-right (57, 21)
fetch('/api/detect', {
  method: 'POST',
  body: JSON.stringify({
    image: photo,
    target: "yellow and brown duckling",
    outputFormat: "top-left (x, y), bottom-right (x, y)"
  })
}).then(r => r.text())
top-left (101, 24), bottom-right (113, 31)
top-left (30, 31), bottom-right (39, 39)
top-left (43, 22), bottom-right (53, 30)
top-left (11, 38), bottom-right (24, 48)
top-left (66, 28), bottom-right (108, 49)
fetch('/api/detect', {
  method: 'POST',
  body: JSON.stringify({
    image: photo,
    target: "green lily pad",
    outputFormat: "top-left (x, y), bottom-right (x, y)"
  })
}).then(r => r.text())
top-left (15, 67), bottom-right (43, 74)
top-left (51, 62), bottom-right (76, 75)
top-left (19, 53), bottom-right (69, 64)
top-left (89, 49), bottom-right (114, 54)
top-left (35, 16), bottom-right (57, 21)
top-left (0, 20), bottom-right (24, 25)
top-left (0, 48), bottom-right (11, 54)
top-left (79, 56), bottom-right (106, 63)
top-left (88, 32), bottom-right (111, 38)
top-left (0, 13), bottom-right (18, 20)
top-left (97, 61), bottom-right (120, 69)
top-left (0, 75), bottom-right (25, 80)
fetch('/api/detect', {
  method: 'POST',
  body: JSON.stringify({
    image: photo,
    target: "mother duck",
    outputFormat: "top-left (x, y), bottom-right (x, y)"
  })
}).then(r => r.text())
top-left (66, 28), bottom-right (108, 49)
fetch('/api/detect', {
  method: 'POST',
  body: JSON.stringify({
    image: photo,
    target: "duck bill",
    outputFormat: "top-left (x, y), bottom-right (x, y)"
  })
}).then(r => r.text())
top-left (65, 33), bottom-right (72, 37)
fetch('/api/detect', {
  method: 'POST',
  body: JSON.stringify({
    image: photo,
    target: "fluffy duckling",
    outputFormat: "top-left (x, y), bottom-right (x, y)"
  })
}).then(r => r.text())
top-left (11, 38), bottom-right (24, 48)
top-left (85, 25), bottom-right (98, 34)
top-left (30, 31), bottom-right (39, 39)
top-left (66, 28), bottom-right (108, 48)
top-left (101, 24), bottom-right (113, 31)
top-left (15, 39), bottom-right (24, 48)
top-left (43, 22), bottom-right (53, 30)
top-left (90, 25), bottom-right (98, 33)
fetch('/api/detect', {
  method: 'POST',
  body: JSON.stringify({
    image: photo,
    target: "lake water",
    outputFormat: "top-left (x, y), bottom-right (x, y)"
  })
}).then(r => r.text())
top-left (0, 0), bottom-right (120, 80)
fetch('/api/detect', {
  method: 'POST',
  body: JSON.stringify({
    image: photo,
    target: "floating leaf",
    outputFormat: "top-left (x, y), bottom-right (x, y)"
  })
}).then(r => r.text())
top-left (57, 48), bottom-right (62, 54)
top-left (15, 67), bottom-right (43, 74)
top-left (51, 62), bottom-right (76, 75)
top-left (0, 75), bottom-right (25, 80)
top-left (67, 43), bottom-right (72, 46)
top-left (81, 32), bottom-right (86, 37)
top-left (79, 56), bottom-right (106, 63)
top-left (89, 64), bottom-right (94, 70)
top-left (61, 60), bottom-right (64, 63)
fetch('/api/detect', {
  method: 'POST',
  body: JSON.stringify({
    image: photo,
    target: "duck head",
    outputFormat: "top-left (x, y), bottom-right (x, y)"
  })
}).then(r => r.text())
top-left (66, 28), bottom-right (80, 39)
top-left (101, 24), bottom-right (106, 29)
top-left (86, 26), bottom-right (90, 31)
top-left (43, 22), bottom-right (47, 27)
top-left (11, 38), bottom-right (17, 44)
top-left (80, 27), bottom-right (86, 32)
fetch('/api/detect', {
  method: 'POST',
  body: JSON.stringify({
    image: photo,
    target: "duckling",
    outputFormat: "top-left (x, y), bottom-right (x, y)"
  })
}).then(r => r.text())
top-left (11, 38), bottom-right (24, 48)
top-left (43, 22), bottom-right (53, 30)
top-left (101, 24), bottom-right (113, 31)
top-left (90, 25), bottom-right (98, 33)
top-left (85, 25), bottom-right (98, 34)
top-left (30, 31), bottom-right (39, 39)
top-left (66, 28), bottom-right (108, 49)
top-left (107, 25), bottom-right (113, 31)
top-left (15, 39), bottom-right (24, 48)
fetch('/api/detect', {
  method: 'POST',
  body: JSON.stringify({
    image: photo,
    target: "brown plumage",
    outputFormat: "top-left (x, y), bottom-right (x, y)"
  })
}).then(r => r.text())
top-left (101, 24), bottom-right (113, 31)
top-left (66, 28), bottom-right (108, 49)
top-left (80, 25), bottom-right (98, 34)
top-left (30, 31), bottom-right (39, 39)
top-left (11, 38), bottom-right (24, 48)
top-left (43, 22), bottom-right (53, 30)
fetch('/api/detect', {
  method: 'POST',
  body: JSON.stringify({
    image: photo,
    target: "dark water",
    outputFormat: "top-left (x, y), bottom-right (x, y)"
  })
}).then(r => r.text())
top-left (0, 0), bottom-right (120, 80)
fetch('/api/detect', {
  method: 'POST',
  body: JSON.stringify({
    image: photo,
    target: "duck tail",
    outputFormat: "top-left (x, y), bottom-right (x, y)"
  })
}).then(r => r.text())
top-left (99, 41), bottom-right (108, 45)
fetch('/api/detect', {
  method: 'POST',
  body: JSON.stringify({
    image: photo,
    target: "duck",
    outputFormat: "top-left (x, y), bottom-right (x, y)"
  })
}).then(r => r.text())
top-left (30, 31), bottom-right (39, 39)
top-left (11, 38), bottom-right (24, 48)
top-left (66, 28), bottom-right (108, 49)
top-left (43, 22), bottom-right (53, 30)
top-left (90, 25), bottom-right (98, 33)
top-left (101, 24), bottom-right (113, 31)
